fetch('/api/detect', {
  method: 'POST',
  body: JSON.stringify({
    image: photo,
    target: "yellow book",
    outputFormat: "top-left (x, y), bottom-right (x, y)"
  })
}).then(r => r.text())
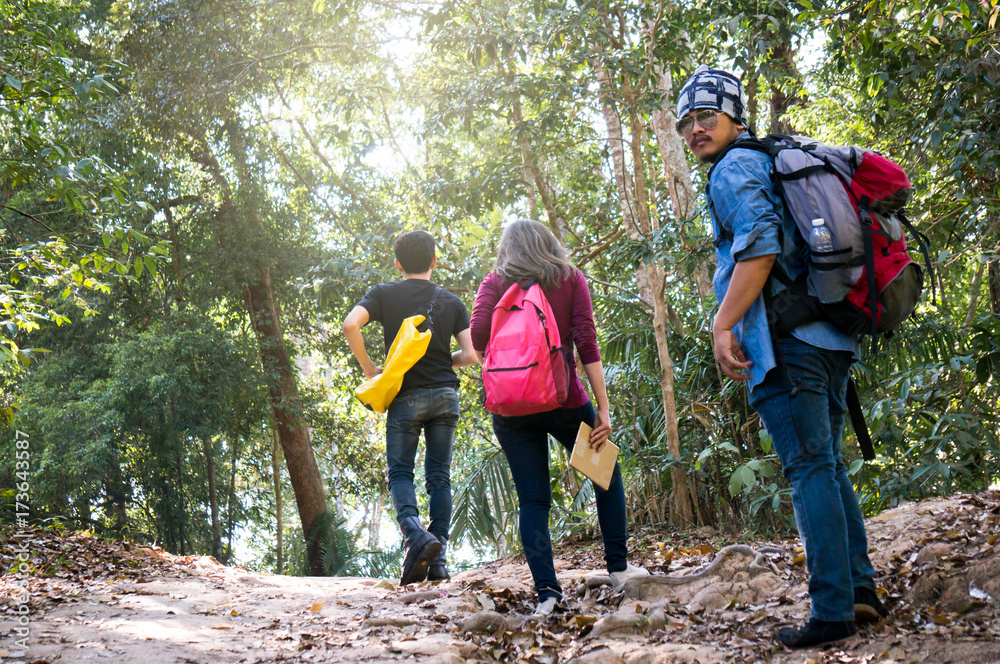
top-left (569, 422), bottom-right (619, 491)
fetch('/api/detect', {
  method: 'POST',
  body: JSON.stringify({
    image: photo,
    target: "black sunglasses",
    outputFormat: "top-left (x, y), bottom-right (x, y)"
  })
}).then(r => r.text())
top-left (675, 109), bottom-right (722, 137)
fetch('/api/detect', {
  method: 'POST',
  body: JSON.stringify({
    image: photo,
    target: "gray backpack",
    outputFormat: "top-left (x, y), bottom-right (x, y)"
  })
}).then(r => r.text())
top-left (711, 134), bottom-right (932, 345)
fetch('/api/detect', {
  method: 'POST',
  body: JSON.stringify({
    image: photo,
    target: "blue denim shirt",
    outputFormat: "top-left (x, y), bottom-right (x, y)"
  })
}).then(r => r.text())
top-left (707, 132), bottom-right (859, 388)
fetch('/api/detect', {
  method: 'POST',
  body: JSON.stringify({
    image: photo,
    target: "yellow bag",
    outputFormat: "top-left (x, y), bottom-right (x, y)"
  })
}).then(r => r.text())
top-left (354, 314), bottom-right (432, 413)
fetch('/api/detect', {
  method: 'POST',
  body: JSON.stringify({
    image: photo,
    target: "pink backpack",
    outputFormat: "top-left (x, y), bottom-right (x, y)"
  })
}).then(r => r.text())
top-left (482, 280), bottom-right (570, 417)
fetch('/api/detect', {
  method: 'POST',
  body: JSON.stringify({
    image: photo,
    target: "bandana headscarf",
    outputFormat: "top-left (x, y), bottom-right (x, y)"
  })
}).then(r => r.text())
top-left (676, 65), bottom-right (748, 128)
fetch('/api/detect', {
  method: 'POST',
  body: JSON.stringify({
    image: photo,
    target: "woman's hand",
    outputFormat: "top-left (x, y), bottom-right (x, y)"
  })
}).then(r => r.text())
top-left (589, 408), bottom-right (612, 452)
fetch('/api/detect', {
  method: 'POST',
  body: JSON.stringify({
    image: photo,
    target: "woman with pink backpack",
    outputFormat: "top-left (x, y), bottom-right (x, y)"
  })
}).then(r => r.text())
top-left (470, 219), bottom-right (647, 616)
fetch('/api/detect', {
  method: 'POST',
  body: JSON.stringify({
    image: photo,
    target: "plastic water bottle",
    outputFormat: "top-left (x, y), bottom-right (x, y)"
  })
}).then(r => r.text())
top-left (809, 218), bottom-right (834, 253)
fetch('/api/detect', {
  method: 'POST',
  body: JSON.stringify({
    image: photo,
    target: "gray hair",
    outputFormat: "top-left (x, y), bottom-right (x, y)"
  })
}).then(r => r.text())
top-left (494, 219), bottom-right (574, 290)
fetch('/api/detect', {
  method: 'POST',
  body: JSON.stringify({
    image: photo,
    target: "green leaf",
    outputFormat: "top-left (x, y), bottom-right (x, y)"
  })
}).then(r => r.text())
top-left (758, 430), bottom-right (772, 454)
top-left (695, 446), bottom-right (713, 470)
top-left (729, 465), bottom-right (756, 497)
top-left (5, 75), bottom-right (22, 91)
top-left (848, 458), bottom-right (864, 475)
top-left (728, 470), bottom-right (742, 497)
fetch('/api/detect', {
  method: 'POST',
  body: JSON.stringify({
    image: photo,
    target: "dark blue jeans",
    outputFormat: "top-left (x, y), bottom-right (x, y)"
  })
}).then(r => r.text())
top-left (493, 402), bottom-right (628, 602)
top-left (749, 338), bottom-right (877, 622)
top-left (386, 386), bottom-right (460, 540)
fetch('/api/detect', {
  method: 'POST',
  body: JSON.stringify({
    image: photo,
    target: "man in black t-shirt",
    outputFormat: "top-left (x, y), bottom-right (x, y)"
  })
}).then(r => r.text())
top-left (342, 231), bottom-right (476, 585)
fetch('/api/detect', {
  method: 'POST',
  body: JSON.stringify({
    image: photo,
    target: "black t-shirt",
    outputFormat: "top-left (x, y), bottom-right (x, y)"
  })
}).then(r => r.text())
top-left (357, 279), bottom-right (470, 391)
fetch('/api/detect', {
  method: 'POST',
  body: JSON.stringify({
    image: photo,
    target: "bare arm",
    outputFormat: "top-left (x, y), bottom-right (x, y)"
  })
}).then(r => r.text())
top-left (582, 360), bottom-right (612, 451)
top-left (712, 253), bottom-right (776, 381)
top-left (451, 328), bottom-right (478, 368)
top-left (342, 306), bottom-right (381, 379)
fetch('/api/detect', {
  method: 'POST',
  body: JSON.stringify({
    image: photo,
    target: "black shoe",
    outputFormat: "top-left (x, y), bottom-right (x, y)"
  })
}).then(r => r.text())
top-left (398, 516), bottom-right (442, 586)
top-left (427, 535), bottom-right (450, 582)
top-left (776, 618), bottom-right (858, 649)
top-left (854, 586), bottom-right (889, 624)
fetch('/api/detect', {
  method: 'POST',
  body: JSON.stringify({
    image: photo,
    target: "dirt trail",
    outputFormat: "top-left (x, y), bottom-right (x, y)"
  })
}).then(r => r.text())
top-left (2, 492), bottom-right (999, 664)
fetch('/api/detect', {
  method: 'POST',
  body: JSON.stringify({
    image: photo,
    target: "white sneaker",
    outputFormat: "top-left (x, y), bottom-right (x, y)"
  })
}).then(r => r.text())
top-left (533, 596), bottom-right (561, 616)
top-left (610, 563), bottom-right (649, 591)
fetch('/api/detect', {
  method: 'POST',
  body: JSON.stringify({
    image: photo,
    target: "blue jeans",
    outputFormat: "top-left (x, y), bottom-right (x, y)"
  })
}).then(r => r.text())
top-left (493, 402), bottom-right (628, 602)
top-left (386, 386), bottom-right (460, 540)
top-left (749, 338), bottom-right (876, 622)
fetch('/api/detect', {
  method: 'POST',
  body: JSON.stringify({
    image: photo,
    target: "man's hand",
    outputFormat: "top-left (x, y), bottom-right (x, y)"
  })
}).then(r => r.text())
top-left (451, 329), bottom-right (478, 369)
top-left (710, 253), bottom-right (775, 382)
top-left (589, 408), bottom-right (612, 452)
top-left (713, 326), bottom-right (753, 381)
top-left (343, 306), bottom-right (381, 378)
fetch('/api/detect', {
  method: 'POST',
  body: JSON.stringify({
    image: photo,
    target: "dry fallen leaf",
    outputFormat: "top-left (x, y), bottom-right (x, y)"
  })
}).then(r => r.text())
top-left (309, 600), bottom-right (326, 612)
top-left (212, 625), bottom-right (233, 630)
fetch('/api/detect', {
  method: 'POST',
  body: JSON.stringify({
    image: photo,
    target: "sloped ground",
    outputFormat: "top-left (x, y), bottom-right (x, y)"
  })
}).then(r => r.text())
top-left (1, 492), bottom-right (998, 664)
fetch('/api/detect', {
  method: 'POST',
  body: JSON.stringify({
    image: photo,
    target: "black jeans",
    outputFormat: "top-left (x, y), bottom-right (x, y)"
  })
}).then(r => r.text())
top-left (493, 402), bottom-right (628, 601)
top-left (385, 386), bottom-right (459, 539)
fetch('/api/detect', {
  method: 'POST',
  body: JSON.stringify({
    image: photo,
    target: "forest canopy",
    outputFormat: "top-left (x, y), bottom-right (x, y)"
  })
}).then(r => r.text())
top-left (2, 0), bottom-right (998, 576)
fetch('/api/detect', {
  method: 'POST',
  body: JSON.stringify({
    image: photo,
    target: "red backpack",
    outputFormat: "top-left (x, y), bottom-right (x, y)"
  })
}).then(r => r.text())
top-left (482, 280), bottom-right (570, 417)
top-left (710, 134), bottom-right (934, 351)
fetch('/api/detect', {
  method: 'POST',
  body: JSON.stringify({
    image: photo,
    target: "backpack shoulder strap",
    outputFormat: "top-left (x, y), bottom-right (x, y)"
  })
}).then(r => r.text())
top-left (708, 136), bottom-right (778, 247)
top-left (416, 285), bottom-right (443, 332)
top-left (706, 136), bottom-right (771, 182)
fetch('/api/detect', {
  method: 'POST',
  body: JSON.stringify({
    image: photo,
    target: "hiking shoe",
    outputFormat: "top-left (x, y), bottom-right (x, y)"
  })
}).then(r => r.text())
top-left (427, 535), bottom-right (450, 582)
top-left (854, 586), bottom-right (889, 624)
top-left (610, 563), bottom-right (650, 591)
top-left (399, 516), bottom-right (442, 586)
top-left (776, 618), bottom-right (858, 649)
top-left (533, 596), bottom-right (562, 617)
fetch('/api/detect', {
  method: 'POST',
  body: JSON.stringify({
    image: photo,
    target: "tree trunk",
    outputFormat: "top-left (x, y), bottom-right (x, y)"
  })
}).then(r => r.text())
top-left (593, 48), bottom-right (694, 526)
top-left (769, 41), bottom-right (804, 135)
top-left (189, 126), bottom-right (329, 575)
top-left (105, 447), bottom-right (130, 531)
top-left (223, 432), bottom-right (238, 565)
top-left (244, 271), bottom-right (329, 574)
top-left (500, 60), bottom-right (563, 236)
top-left (176, 451), bottom-right (186, 556)
top-left (202, 434), bottom-right (224, 560)
top-left (647, 62), bottom-right (696, 221)
top-left (164, 205), bottom-right (186, 311)
top-left (272, 429), bottom-right (284, 574)
top-left (988, 259), bottom-right (1000, 316)
top-left (368, 494), bottom-right (383, 550)
top-left (964, 261), bottom-right (985, 327)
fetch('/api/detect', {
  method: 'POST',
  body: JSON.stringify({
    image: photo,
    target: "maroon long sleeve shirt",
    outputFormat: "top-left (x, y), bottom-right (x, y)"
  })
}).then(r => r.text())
top-left (470, 269), bottom-right (601, 410)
